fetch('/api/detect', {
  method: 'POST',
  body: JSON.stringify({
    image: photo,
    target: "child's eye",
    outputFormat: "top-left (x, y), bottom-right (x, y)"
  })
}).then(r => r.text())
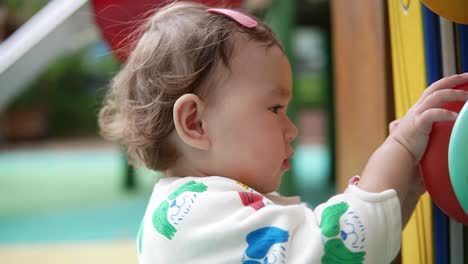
top-left (269, 105), bottom-right (285, 114)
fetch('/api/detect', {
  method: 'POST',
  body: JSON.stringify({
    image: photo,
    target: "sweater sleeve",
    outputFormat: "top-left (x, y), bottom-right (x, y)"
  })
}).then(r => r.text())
top-left (138, 177), bottom-right (401, 264)
top-left (313, 184), bottom-right (402, 263)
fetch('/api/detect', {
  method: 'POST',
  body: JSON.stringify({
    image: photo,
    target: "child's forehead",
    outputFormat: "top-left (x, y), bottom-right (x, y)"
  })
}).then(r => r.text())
top-left (211, 41), bottom-right (290, 95)
top-left (229, 38), bottom-right (283, 66)
top-left (194, 36), bottom-right (287, 103)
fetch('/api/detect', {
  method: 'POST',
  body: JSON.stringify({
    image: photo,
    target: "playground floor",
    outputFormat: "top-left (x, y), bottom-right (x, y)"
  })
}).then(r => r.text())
top-left (0, 139), bottom-right (160, 264)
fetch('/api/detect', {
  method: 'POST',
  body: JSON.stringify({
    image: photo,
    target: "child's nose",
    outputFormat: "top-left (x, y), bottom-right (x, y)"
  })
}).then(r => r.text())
top-left (285, 118), bottom-right (298, 143)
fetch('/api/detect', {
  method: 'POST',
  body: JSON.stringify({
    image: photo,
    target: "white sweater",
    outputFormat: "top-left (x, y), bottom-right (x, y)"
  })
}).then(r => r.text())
top-left (137, 176), bottom-right (401, 264)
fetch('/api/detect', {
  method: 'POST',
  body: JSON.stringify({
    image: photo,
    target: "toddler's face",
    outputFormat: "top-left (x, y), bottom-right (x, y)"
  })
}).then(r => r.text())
top-left (204, 40), bottom-right (297, 193)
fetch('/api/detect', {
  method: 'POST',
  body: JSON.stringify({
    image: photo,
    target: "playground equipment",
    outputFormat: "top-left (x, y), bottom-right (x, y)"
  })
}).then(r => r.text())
top-left (389, 1), bottom-right (467, 263)
top-left (420, 0), bottom-right (468, 24)
top-left (0, 0), bottom-right (97, 111)
top-left (91, 0), bottom-right (243, 63)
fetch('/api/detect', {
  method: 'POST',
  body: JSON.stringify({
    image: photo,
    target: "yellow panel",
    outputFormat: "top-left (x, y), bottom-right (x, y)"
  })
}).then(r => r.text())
top-left (387, 0), bottom-right (433, 263)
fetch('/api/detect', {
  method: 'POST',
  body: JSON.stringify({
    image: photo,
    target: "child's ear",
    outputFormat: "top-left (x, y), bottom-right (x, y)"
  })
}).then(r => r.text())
top-left (173, 94), bottom-right (210, 150)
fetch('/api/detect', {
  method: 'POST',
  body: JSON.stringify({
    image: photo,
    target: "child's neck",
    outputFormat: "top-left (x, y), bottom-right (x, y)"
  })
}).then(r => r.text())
top-left (165, 164), bottom-right (207, 178)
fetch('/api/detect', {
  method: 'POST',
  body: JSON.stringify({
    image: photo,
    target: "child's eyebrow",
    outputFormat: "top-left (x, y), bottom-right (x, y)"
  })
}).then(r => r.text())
top-left (269, 87), bottom-right (291, 98)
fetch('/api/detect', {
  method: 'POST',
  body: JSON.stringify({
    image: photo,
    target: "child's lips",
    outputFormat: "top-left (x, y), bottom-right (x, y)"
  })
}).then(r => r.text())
top-left (282, 152), bottom-right (294, 170)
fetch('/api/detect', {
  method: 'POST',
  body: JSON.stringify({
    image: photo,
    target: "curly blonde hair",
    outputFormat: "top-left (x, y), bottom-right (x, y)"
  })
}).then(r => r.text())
top-left (98, 1), bottom-right (281, 171)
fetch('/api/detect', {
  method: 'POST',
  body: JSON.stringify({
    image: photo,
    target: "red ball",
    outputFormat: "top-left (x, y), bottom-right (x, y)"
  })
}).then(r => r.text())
top-left (421, 82), bottom-right (468, 225)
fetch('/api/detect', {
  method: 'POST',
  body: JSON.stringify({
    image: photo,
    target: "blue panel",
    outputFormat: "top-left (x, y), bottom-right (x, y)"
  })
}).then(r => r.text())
top-left (422, 3), bottom-right (449, 264)
top-left (458, 24), bottom-right (468, 73)
top-left (422, 4), bottom-right (442, 83)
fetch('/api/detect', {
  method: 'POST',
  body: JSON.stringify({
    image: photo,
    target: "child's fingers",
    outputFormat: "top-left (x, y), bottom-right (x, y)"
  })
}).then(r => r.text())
top-left (414, 108), bottom-right (459, 135)
top-left (416, 89), bottom-right (468, 113)
top-left (418, 72), bottom-right (468, 103)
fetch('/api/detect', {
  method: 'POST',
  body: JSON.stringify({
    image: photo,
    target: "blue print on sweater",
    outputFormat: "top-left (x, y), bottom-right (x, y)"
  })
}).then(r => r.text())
top-left (242, 226), bottom-right (289, 264)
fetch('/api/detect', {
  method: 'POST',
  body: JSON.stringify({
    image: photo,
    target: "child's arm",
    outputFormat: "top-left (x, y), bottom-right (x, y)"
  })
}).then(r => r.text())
top-left (388, 120), bottom-right (426, 228)
top-left (399, 166), bottom-right (426, 228)
top-left (358, 73), bottom-right (468, 224)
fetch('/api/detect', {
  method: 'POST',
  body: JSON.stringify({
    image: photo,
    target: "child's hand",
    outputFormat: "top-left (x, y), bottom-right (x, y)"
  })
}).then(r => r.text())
top-left (389, 73), bottom-right (468, 164)
top-left (359, 73), bottom-right (468, 223)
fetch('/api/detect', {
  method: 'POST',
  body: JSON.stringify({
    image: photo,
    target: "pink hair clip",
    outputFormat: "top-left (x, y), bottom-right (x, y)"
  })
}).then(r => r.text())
top-left (207, 8), bottom-right (257, 28)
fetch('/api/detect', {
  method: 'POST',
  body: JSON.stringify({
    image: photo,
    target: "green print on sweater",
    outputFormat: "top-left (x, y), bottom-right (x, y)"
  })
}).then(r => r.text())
top-left (153, 200), bottom-right (177, 239)
top-left (168, 180), bottom-right (208, 200)
top-left (320, 202), bottom-right (366, 263)
top-left (152, 180), bottom-right (208, 240)
top-left (320, 202), bottom-right (349, 237)
top-left (322, 238), bottom-right (366, 264)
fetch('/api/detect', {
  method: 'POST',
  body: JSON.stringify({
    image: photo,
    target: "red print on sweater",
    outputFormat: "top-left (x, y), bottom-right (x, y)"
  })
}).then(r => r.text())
top-left (238, 192), bottom-right (265, 210)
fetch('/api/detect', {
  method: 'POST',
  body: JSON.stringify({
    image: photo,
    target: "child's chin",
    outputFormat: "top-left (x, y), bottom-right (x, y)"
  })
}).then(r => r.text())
top-left (263, 180), bottom-right (281, 194)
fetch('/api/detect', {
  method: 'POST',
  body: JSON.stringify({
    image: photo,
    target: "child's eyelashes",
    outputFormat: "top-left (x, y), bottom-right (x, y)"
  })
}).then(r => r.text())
top-left (269, 105), bottom-right (285, 114)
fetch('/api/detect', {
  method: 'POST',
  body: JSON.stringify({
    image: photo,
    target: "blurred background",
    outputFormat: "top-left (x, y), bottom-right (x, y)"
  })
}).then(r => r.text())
top-left (0, 0), bottom-right (335, 263)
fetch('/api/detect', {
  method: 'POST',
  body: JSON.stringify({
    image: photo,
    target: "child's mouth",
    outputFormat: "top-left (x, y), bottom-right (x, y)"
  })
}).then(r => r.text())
top-left (282, 151), bottom-right (294, 170)
top-left (282, 159), bottom-right (291, 170)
